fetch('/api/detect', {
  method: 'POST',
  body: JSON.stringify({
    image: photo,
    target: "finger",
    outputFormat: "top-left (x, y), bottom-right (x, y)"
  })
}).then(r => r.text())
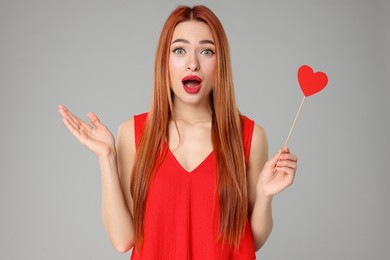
top-left (277, 160), bottom-right (297, 169)
top-left (58, 104), bottom-right (67, 111)
top-left (87, 112), bottom-right (103, 128)
top-left (58, 104), bottom-right (68, 117)
top-left (269, 148), bottom-right (282, 169)
top-left (63, 118), bottom-right (87, 144)
top-left (275, 166), bottom-right (296, 178)
top-left (62, 117), bottom-right (78, 135)
top-left (58, 106), bottom-right (80, 128)
top-left (58, 104), bottom-right (74, 120)
top-left (283, 146), bottom-right (290, 154)
top-left (59, 106), bottom-right (92, 132)
top-left (282, 169), bottom-right (295, 185)
top-left (279, 153), bottom-right (298, 162)
top-left (60, 109), bottom-right (80, 130)
top-left (273, 148), bottom-right (283, 163)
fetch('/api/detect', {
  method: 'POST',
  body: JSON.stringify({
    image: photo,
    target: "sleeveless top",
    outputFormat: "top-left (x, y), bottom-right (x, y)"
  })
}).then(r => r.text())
top-left (130, 113), bottom-right (256, 260)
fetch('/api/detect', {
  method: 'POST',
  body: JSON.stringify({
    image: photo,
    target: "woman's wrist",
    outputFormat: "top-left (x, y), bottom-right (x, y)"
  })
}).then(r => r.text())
top-left (255, 188), bottom-right (274, 203)
top-left (98, 149), bottom-right (117, 163)
top-left (98, 151), bottom-right (119, 179)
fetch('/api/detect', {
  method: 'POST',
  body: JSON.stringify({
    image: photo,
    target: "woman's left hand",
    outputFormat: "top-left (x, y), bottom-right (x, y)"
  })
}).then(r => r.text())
top-left (256, 146), bottom-right (298, 198)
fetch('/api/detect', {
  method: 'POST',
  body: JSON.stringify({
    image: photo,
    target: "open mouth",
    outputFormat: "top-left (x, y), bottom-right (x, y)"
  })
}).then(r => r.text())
top-left (182, 75), bottom-right (202, 94)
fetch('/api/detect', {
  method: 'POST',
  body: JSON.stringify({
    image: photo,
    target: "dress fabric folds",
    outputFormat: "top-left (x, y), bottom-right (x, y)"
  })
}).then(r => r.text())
top-left (130, 113), bottom-right (256, 260)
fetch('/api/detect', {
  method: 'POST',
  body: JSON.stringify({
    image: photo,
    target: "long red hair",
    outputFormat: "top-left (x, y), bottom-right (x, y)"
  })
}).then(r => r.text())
top-left (130, 5), bottom-right (248, 251)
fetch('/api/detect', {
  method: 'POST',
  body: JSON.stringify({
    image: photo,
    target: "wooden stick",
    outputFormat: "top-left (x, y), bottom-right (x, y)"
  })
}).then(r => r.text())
top-left (284, 96), bottom-right (306, 147)
top-left (274, 96), bottom-right (306, 172)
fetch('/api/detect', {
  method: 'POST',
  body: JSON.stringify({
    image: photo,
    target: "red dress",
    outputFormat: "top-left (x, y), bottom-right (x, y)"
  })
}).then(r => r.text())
top-left (131, 113), bottom-right (256, 260)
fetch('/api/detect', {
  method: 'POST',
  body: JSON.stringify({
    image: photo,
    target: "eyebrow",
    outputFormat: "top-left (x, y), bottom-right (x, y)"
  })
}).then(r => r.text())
top-left (171, 39), bottom-right (215, 45)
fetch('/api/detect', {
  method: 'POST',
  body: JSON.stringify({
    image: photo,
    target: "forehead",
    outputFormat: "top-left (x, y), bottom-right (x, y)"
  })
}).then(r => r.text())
top-left (172, 20), bottom-right (214, 42)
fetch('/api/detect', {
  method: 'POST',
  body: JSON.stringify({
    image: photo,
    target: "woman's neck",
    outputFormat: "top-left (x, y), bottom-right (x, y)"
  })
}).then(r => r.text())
top-left (172, 101), bottom-right (212, 123)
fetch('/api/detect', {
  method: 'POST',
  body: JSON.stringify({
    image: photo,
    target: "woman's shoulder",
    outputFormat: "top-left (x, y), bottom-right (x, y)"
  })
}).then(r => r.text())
top-left (240, 114), bottom-right (266, 136)
top-left (117, 118), bottom-right (135, 150)
top-left (249, 121), bottom-right (268, 163)
top-left (239, 114), bottom-right (267, 163)
top-left (117, 112), bottom-right (149, 151)
top-left (252, 124), bottom-right (267, 147)
top-left (118, 112), bottom-right (148, 132)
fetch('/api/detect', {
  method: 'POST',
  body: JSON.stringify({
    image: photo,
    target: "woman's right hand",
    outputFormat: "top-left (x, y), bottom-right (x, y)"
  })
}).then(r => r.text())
top-left (58, 105), bottom-right (116, 159)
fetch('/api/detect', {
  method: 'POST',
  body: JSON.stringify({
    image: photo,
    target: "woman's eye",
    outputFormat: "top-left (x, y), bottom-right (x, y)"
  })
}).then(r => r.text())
top-left (173, 48), bottom-right (186, 55)
top-left (201, 49), bottom-right (215, 56)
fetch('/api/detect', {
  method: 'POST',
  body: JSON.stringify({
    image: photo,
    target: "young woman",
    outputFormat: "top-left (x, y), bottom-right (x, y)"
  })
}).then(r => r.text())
top-left (58, 5), bottom-right (297, 259)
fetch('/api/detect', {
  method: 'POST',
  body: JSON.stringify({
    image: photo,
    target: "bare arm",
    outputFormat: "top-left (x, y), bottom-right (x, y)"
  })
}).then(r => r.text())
top-left (100, 153), bottom-right (134, 253)
top-left (247, 124), bottom-right (298, 251)
top-left (111, 118), bottom-right (137, 252)
top-left (58, 105), bottom-right (135, 253)
top-left (247, 124), bottom-right (271, 251)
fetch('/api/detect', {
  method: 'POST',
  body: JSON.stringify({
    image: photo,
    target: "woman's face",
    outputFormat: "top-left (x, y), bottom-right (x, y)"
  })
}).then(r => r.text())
top-left (169, 20), bottom-right (216, 107)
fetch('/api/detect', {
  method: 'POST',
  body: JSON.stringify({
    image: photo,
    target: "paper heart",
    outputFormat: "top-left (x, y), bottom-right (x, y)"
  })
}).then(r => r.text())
top-left (298, 65), bottom-right (328, 97)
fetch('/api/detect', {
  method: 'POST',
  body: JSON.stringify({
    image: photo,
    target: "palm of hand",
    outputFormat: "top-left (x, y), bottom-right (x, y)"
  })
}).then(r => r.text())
top-left (79, 122), bottom-right (114, 156)
top-left (257, 148), bottom-right (297, 197)
top-left (58, 105), bottom-right (115, 158)
top-left (260, 167), bottom-right (294, 197)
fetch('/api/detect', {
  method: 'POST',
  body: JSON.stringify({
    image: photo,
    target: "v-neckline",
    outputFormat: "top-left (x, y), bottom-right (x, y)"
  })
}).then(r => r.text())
top-left (164, 142), bottom-right (214, 174)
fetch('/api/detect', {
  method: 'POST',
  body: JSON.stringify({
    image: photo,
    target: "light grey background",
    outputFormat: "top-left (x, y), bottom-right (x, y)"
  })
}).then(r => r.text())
top-left (1, 0), bottom-right (389, 259)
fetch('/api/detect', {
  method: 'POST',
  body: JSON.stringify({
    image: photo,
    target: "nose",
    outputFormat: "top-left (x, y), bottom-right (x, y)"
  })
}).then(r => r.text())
top-left (187, 52), bottom-right (200, 71)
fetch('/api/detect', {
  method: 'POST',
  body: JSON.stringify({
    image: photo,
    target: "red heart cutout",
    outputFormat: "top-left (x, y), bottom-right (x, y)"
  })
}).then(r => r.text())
top-left (298, 65), bottom-right (328, 97)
